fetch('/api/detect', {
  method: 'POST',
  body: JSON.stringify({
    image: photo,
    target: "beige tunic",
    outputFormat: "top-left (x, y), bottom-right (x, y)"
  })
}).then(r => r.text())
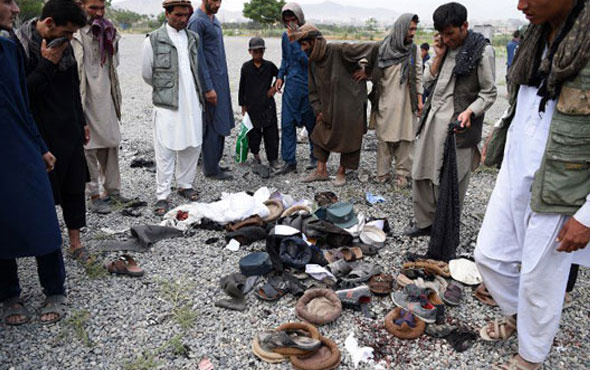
top-left (375, 46), bottom-right (423, 143)
top-left (78, 26), bottom-right (121, 149)
top-left (412, 45), bottom-right (496, 185)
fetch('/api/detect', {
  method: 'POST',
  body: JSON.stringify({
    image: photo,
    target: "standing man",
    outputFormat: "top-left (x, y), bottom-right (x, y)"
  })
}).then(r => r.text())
top-left (505, 29), bottom-right (520, 71)
top-left (72, 0), bottom-right (128, 215)
top-left (1, 0), bottom-right (67, 326)
top-left (404, 2), bottom-right (497, 237)
top-left (475, 0), bottom-right (590, 369)
top-left (371, 14), bottom-right (423, 188)
top-left (274, 2), bottom-right (316, 175)
top-left (293, 25), bottom-right (376, 187)
top-left (13, 0), bottom-right (91, 262)
top-left (142, 0), bottom-right (205, 215)
top-left (188, 0), bottom-right (234, 180)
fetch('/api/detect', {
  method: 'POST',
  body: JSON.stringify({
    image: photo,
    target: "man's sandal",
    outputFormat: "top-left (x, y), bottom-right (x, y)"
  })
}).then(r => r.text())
top-left (154, 199), bottom-right (170, 216)
top-left (178, 188), bottom-right (199, 201)
top-left (492, 355), bottom-right (542, 370)
top-left (40, 295), bottom-right (67, 325)
top-left (70, 247), bottom-right (94, 265)
top-left (105, 255), bottom-right (145, 277)
top-left (2, 297), bottom-right (31, 326)
top-left (480, 316), bottom-right (516, 342)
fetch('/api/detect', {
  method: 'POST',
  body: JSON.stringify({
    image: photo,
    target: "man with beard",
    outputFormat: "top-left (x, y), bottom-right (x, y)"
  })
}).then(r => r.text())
top-left (274, 2), bottom-right (317, 175)
top-left (370, 13), bottom-right (423, 188)
top-left (292, 25), bottom-right (377, 187)
top-left (72, 0), bottom-right (128, 215)
top-left (1, 0), bottom-right (67, 326)
top-left (142, 0), bottom-right (205, 215)
top-left (188, 0), bottom-right (234, 180)
top-left (475, 0), bottom-right (590, 368)
top-left (13, 0), bottom-right (91, 263)
top-left (404, 2), bottom-right (497, 237)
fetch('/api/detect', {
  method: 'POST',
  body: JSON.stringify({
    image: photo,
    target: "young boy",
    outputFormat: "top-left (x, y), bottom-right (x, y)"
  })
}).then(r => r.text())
top-left (238, 37), bottom-right (280, 168)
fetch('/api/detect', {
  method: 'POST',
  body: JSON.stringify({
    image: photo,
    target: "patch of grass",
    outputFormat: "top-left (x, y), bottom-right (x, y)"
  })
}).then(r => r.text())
top-left (92, 232), bottom-right (114, 241)
top-left (122, 352), bottom-right (161, 370)
top-left (172, 305), bottom-right (197, 331)
top-left (476, 165), bottom-right (500, 175)
top-left (84, 259), bottom-right (108, 280)
top-left (58, 310), bottom-right (93, 347)
top-left (166, 335), bottom-right (190, 358)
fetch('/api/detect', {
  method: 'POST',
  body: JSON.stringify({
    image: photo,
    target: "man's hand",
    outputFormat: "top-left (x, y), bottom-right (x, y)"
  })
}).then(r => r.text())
top-left (433, 33), bottom-right (447, 57)
top-left (275, 78), bottom-right (284, 92)
top-left (266, 86), bottom-right (277, 98)
top-left (352, 67), bottom-right (368, 82)
top-left (241, 106), bottom-right (246, 116)
top-left (41, 39), bottom-right (67, 65)
top-left (316, 112), bottom-right (323, 125)
top-left (84, 125), bottom-right (90, 145)
top-left (417, 94), bottom-right (424, 117)
top-left (42, 152), bottom-right (56, 172)
top-left (205, 90), bottom-right (218, 106)
top-left (557, 217), bottom-right (590, 253)
top-left (456, 108), bottom-right (473, 132)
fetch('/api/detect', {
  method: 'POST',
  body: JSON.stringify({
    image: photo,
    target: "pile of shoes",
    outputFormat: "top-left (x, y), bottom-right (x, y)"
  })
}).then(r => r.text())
top-left (253, 322), bottom-right (341, 369)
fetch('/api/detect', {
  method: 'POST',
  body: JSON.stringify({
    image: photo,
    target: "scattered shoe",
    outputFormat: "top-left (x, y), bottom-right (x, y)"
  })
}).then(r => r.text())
top-left (275, 163), bottom-right (297, 175)
top-left (207, 171), bottom-right (233, 180)
top-left (302, 171), bottom-right (330, 183)
top-left (391, 284), bottom-right (437, 323)
top-left (89, 198), bottom-right (112, 214)
top-left (104, 255), bottom-right (145, 277)
top-left (108, 193), bottom-right (133, 204)
top-left (443, 282), bottom-right (463, 306)
top-left (269, 160), bottom-right (282, 170)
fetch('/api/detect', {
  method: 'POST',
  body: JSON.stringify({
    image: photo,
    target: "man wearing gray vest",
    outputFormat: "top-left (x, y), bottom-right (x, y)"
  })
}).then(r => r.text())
top-left (141, 0), bottom-right (205, 216)
top-left (404, 2), bottom-right (497, 237)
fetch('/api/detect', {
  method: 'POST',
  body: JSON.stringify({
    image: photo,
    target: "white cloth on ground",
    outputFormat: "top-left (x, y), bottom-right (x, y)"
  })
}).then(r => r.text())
top-left (474, 85), bottom-right (590, 363)
top-left (161, 187), bottom-right (272, 230)
top-left (141, 24), bottom-right (203, 151)
top-left (305, 264), bottom-right (337, 283)
top-left (449, 258), bottom-right (482, 285)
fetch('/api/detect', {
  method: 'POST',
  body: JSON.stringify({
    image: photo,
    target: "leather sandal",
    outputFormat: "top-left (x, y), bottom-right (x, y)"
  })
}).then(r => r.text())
top-left (480, 316), bottom-right (517, 342)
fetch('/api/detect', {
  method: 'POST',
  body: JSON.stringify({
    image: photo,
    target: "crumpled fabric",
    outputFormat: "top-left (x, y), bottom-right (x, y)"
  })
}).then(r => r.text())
top-left (344, 332), bottom-right (374, 368)
top-left (305, 264), bottom-right (337, 282)
top-left (96, 225), bottom-right (183, 252)
top-left (449, 258), bottom-right (483, 286)
top-left (161, 187), bottom-right (271, 230)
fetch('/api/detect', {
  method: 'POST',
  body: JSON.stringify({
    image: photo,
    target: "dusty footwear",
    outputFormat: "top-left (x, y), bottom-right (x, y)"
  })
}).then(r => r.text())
top-left (269, 160), bottom-right (282, 170)
top-left (275, 163), bottom-right (297, 175)
top-left (403, 224), bottom-right (432, 238)
top-left (302, 171), bottom-right (330, 183)
top-left (369, 274), bottom-right (393, 295)
top-left (104, 255), bottom-right (145, 277)
top-left (69, 247), bottom-right (94, 265)
top-left (332, 174), bottom-right (346, 187)
top-left (178, 188), bottom-right (199, 201)
top-left (258, 330), bottom-right (322, 354)
top-left (474, 283), bottom-right (497, 307)
top-left (153, 199), bottom-right (170, 216)
top-left (443, 282), bottom-right (463, 306)
top-left (394, 175), bottom-right (409, 188)
top-left (492, 354), bottom-right (542, 370)
top-left (480, 316), bottom-right (517, 342)
top-left (89, 198), bottom-right (112, 214)
top-left (375, 174), bottom-right (392, 184)
top-left (207, 171), bottom-right (233, 180)
top-left (40, 295), bottom-right (67, 325)
top-left (215, 298), bottom-right (247, 311)
top-left (108, 194), bottom-right (133, 204)
top-left (391, 284), bottom-right (437, 323)
top-left (2, 297), bottom-right (31, 326)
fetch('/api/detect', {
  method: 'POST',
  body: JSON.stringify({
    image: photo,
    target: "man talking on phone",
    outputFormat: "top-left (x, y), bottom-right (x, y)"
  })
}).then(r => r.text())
top-left (12, 0), bottom-right (92, 265)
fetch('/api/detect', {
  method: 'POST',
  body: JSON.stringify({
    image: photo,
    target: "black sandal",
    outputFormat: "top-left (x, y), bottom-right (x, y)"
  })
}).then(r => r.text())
top-left (70, 247), bottom-right (94, 264)
top-left (178, 188), bottom-right (199, 201)
top-left (154, 199), bottom-right (170, 216)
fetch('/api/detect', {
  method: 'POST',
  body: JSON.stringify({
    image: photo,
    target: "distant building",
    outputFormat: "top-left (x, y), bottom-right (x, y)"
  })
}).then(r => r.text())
top-left (472, 24), bottom-right (494, 41)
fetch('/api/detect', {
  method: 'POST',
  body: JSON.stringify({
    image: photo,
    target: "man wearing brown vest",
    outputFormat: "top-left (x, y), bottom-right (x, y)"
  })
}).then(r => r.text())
top-left (404, 2), bottom-right (497, 237)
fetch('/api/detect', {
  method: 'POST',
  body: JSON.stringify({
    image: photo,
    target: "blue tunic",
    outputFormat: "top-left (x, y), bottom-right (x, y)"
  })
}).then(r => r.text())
top-left (0, 37), bottom-right (62, 259)
top-left (188, 9), bottom-right (234, 136)
top-left (277, 32), bottom-right (314, 126)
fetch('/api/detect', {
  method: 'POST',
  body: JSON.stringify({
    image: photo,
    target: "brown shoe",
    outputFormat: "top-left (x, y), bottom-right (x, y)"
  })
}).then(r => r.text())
top-left (302, 171), bottom-right (330, 183)
top-left (333, 174), bottom-right (346, 187)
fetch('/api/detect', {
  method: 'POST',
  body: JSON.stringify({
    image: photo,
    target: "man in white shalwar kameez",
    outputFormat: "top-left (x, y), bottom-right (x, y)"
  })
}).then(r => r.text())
top-left (474, 1), bottom-right (590, 369)
top-left (141, 0), bottom-right (204, 215)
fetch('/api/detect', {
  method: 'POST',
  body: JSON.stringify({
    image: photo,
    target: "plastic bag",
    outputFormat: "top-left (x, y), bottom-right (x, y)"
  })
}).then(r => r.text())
top-left (235, 113), bottom-right (253, 163)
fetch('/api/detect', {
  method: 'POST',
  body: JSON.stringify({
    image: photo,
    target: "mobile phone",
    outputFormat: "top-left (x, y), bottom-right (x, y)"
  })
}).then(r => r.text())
top-left (47, 37), bottom-right (68, 48)
top-left (449, 120), bottom-right (464, 132)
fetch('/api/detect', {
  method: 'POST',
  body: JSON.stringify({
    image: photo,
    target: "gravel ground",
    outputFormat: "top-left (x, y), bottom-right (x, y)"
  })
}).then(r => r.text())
top-left (1, 35), bottom-right (589, 370)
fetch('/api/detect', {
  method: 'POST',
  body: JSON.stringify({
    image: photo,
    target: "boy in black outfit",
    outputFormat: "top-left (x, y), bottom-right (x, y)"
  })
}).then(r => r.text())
top-left (238, 37), bottom-right (280, 168)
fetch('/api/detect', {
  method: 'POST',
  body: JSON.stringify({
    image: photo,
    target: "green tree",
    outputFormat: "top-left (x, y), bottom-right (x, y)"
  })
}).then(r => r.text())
top-left (17, 0), bottom-right (44, 23)
top-left (365, 17), bottom-right (378, 32)
top-left (243, 0), bottom-right (286, 26)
